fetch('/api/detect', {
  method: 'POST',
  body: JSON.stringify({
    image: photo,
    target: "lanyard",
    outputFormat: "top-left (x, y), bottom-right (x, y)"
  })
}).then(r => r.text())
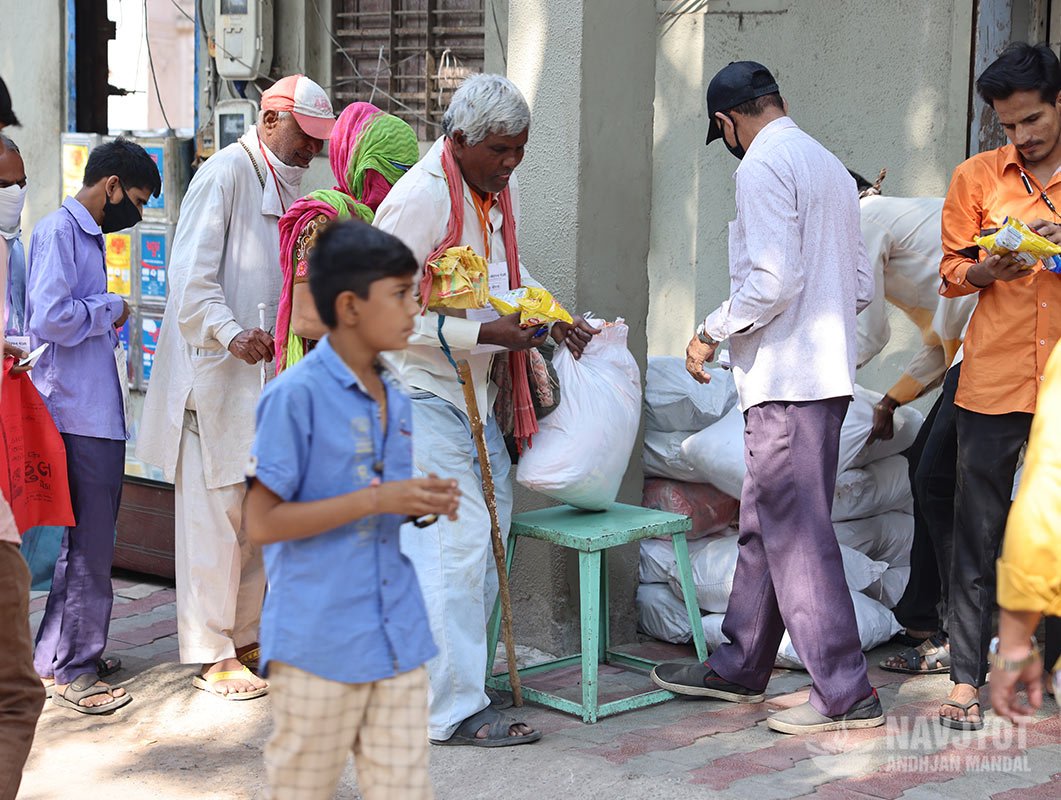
top-left (471, 191), bottom-right (494, 260)
top-left (258, 137), bottom-right (288, 215)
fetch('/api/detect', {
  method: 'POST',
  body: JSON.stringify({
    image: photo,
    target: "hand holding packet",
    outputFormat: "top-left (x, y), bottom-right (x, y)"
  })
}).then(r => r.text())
top-left (974, 217), bottom-right (1061, 273)
top-left (488, 287), bottom-right (574, 328)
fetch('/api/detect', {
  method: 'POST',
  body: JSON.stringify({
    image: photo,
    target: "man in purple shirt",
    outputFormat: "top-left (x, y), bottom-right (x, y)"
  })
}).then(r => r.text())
top-left (25, 139), bottom-right (159, 714)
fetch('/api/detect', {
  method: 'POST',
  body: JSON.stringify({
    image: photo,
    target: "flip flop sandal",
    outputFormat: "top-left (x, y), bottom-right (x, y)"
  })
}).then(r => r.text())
top-left (52, 672), bottom-right (132, 715)
top-left (42, 677), bottom-right (55, 699)
top-left (192, 666), bottom-right (268, 701)
top-left (939, 698), bottom-right (983, 731)
top-left (237, 646), bottom-right (261, 674)
top-left (880, 635), bottom-right (950, 674)
top-left (430, 706), bottom-right (542, 748)
top-left (97, 654), bottom-right (122, 679)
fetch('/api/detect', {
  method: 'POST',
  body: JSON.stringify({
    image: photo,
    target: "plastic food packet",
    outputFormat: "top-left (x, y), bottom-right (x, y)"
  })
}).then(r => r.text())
top-left (426, 246), bottom-right (490, 309)
top-left (974, 217), bottom-right (1061, 270)
top-left (488, 287), bottom-right (574, 327)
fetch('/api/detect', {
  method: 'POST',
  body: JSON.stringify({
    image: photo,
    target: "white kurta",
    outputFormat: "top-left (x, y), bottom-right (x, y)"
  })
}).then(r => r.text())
top-left (857, 195), bottom-right (977, 402)
top-left (137, 127), bottom-right (303, 490)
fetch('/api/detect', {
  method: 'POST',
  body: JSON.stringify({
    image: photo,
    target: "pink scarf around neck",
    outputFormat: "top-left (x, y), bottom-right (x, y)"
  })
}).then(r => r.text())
top-left (419, 139), bottom-right (537, 449)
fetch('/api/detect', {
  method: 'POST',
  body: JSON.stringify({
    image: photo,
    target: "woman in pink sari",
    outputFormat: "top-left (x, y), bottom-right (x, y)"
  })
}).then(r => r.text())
top-left (275, 102), bottom-right (419, 373)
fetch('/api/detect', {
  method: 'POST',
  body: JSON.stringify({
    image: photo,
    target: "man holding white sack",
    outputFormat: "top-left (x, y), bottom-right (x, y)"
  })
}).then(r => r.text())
top-left (138, 75), bottom-right (334, 700)
top-left (374, 74), bottom-right (597, 747)
top-left (651, 61), bottom-right (883, 734)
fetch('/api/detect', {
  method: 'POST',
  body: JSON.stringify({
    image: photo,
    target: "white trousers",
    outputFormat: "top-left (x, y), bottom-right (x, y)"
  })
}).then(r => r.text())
top-left (400, 393), bottom-right (513, 741)
top-left (174, 413), bottom-right (266, 664)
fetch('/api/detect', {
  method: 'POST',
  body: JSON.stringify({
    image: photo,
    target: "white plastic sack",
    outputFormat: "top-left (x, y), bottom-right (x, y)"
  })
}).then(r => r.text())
top-left (642, 429), bottom-right (700, 481)
top-left (666, 534), bottom-right (889, 614)
top-left (638, 536), bottom-right (711, 584)
top-left (840, 386), bottom-right (924, 472)
top-left (831, 455), bottom-right (913, 522)
top-left (644, 356), bottom-right (737, 433)
top-left (866, 565), bottom-right (911, 609)
top-left (678, 404), bottom-right (746, 499)
top-left (636, 582), bottom-right (693, 644)
top-left (516, 318), bottom-right (641, 510)
top-left (833, 511), bottom-right (915, 567)
top-left (700, 591), bottom-right (901, 669)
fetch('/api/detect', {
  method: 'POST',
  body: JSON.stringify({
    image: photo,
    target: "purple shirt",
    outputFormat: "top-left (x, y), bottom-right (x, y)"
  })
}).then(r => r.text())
top-left (25, 197), bottom-right (126, 440)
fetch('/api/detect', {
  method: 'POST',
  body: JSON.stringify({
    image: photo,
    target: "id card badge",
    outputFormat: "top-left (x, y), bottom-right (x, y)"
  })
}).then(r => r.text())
top-left (7, 335), bottom-right (30, 354)
top-left (467, 261), bottom-right (509, 355)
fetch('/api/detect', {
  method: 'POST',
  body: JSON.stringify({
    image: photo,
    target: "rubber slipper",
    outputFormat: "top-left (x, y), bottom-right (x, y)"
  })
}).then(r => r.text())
top-left (192, 666), bottom-right (268, 701)
top-left (881, 635), bottom-right (950, 674)
top-left (430, 707), bottom-right (541, 748)
top-left (237, 645), bottom-right (261, 674)
top-left (97, 654), bottom-right (122, 679)
top-left (53, 672), bottom-right (132, 715)
top-left (939, 698), bottom-right (983, 731)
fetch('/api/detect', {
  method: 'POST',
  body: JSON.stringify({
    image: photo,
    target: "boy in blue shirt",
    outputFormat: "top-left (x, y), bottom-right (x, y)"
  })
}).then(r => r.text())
top-left (245, 221), bottom-right (460, 800)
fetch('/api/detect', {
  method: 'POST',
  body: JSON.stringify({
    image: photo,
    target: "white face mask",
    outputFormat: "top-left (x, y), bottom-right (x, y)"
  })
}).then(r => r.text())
top-left (0, 183), bottom-right (26, 237)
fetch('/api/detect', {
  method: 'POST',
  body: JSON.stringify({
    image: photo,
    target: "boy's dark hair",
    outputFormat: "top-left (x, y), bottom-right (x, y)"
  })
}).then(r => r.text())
top-left (848, 170), bottom-right (873, 194)
top-left (309, 220), bottom-right (418, 327)
top-left (82, 138), bottom-right (162, 196)
top-left (729, 92), bottom-right (784, 118)
top-left (976, 42), bottom-right (1061, 107)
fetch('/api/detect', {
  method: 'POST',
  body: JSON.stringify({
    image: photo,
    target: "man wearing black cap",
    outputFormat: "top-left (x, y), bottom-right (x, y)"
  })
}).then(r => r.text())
top-left (651, 62), bottom-right (882, 734)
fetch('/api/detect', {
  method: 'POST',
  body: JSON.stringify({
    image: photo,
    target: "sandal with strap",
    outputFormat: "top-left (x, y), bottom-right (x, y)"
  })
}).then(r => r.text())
top-left (939, 698), bottom-right (983, 731)
top-left (42, 654), bottom-right (122, 699)
top-left (192, 666), bottom-right (268, 701)
top-left (53, 672), bottom-right (132, 715)
top-left (237, 646), bottom-right (261, 674)
top-left (880, 635), bottom-right (950, 674)
top-left (430, 706), bottom-right (542, 748)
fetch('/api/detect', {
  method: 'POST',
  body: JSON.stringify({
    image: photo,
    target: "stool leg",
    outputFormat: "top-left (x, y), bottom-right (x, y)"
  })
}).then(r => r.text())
top-left (486, 533), bottom-right (518, 681)
top-left (598, 549), bottom-right (609, 663)
top-left (579, 550), bottom-right (601, 723)
top-left (672, 533), bottom-right (708, 662)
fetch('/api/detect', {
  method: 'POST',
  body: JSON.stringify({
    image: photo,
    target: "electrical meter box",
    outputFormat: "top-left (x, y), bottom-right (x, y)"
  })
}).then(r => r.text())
top-left (215, 0), bottom-right (274, 80)
top-left (214, 98), bottom-right (258, 151)
top-left (59, 133), bottom-right (102, 201)
top-left (131, 134), bottom-right (193, 224)
top-left (137, 223), bottom-right (176, 307)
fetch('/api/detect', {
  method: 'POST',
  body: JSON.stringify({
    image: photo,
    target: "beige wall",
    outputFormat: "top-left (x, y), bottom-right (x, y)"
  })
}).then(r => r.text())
top-left (648, 1), bottom-right (974, 407)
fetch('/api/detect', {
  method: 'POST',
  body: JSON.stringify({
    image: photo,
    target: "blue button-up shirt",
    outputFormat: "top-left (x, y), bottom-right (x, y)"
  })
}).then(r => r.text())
top-left (251, 336), bottom-right (437, 684)
top-left (25, 198), bottom-right (126, 440)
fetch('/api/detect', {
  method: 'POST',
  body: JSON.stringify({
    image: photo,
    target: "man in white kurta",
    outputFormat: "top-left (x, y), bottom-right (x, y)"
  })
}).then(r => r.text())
top-left (374, 74), bottom-right (595, 746)
top-left (138, 76), bottom-right (335, 698)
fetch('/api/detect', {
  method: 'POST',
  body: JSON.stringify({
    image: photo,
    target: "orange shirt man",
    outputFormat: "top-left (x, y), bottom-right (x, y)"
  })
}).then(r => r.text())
top-left (937, 42), bottom-right (1061, 733)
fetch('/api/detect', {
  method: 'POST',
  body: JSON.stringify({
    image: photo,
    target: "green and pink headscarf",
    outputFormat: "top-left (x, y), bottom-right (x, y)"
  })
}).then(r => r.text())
top-left (276, 102), bottom-right (419, 374)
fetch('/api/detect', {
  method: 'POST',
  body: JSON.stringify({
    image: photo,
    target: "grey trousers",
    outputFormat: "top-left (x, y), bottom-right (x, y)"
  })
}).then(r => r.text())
top-left (710, 397), bottom-right (873, 717)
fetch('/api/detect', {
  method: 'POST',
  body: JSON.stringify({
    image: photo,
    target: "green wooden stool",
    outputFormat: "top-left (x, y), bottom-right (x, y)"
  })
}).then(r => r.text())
top-left (486, 502), bottom-right (708, 723)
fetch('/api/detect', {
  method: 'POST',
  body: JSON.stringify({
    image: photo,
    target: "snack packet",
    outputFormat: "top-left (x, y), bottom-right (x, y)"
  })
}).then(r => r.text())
top-left (489, 287), bottom-right (574, 327)
top-left (426, 246), bottom-right (490, 309)
top-left (974, 217), bottom-right (1061, 270)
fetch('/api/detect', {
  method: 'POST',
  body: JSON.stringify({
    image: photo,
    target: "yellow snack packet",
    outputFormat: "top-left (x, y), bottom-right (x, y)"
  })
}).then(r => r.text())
top-left (974, 217), bottom-right (1061, 268)
top-left (488, 287), bottom-right (574, 327)
top-left (426, 246), bottom-right (490, 310)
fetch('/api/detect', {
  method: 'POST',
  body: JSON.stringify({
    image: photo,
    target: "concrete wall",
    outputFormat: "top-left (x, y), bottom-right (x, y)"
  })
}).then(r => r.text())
top-left (648, 1), bottom-right (975, 409)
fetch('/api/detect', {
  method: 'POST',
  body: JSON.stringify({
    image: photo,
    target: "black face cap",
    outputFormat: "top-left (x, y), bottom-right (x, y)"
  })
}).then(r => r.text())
top-left (0, 76), bottom-right (19, 128)
top-left (705, 61), bottom-right (778, 145)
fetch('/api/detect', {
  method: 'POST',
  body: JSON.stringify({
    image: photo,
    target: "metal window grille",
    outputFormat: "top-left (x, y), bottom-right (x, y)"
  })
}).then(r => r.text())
top-left (332, 0), bottom-right (485, 140)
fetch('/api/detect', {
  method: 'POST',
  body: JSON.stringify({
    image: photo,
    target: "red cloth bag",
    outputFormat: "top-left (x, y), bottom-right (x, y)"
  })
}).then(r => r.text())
top-left (0, 359), bottom-right (75, 532)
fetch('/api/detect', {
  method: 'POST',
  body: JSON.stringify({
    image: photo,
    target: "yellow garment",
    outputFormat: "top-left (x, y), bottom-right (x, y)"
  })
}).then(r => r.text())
top-left (999, 343), bottom-right (1061, 617)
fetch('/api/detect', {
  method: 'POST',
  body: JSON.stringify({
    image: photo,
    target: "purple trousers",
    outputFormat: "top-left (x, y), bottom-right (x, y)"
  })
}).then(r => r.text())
top-left (33, 434), bottom-right (124, 684)
top-left (709, 397), bottom-right (872, 717)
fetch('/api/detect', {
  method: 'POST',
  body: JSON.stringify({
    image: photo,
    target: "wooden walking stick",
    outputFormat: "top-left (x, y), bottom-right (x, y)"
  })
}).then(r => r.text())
top-left (456, 358), bottom-right (523, 706)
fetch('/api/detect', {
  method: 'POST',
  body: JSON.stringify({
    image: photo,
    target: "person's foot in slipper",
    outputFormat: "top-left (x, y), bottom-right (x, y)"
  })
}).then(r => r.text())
top-left (939, 683), bottom-right (983, 730)
top-left (892, 628), bottom-right (937, 648)
top-left (40, 654), bottom-right (123, 698)
top-left (193, 658), bottom-right (267, 700)
top-left (881, 634), bottom-right (950, 674)
top-left (53, 672), bottom-right (132, 715)
top-left (235, 643), bottom-right (261, 675)
top-left (431, 706), bottom-right (541, 747)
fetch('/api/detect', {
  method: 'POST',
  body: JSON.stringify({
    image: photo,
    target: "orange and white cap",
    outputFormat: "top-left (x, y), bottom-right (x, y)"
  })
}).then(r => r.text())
top-left (261, 75), bottom-right (336, 140)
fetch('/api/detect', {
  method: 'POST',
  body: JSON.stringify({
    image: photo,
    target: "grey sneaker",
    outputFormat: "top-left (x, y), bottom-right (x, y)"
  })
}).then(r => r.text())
top-left (651, 663), bottom-right (766, 703)
top-left (767, 689), bottom-right (885, 735)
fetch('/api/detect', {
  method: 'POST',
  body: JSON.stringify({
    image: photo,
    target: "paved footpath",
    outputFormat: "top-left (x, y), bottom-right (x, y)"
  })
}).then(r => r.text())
top-left (19, 574), bottom-right (1059, 800)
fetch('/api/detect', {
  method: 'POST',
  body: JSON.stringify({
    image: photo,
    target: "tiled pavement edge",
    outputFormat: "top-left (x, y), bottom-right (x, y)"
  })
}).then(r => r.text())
top-left (21, 574), bottom-right (1060, 799)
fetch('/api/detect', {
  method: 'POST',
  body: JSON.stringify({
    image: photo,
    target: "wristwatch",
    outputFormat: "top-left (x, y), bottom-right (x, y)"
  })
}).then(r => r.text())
top-left (988, 635), bottom-right (1040, 672)
top-left (695, 322), bottom-right (718, 347)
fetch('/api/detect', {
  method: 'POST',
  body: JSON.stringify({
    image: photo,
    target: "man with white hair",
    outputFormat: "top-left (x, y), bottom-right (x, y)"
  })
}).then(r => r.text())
top-left (138, 75), bottom-right (335, 701)
top-left (375, 74), bottom-right (597, 746)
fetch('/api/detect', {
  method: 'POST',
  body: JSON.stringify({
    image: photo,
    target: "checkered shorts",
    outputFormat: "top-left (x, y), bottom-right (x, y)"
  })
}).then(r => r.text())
top-left (264, 662), bottom-right (432, 800)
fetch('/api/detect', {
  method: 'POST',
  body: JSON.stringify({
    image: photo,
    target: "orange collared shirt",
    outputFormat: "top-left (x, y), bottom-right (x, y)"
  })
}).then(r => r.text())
top-left (940, 144), bottom-right (1061, 414)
